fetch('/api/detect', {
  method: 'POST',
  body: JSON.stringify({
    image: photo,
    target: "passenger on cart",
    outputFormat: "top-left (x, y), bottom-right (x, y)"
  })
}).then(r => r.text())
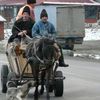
top-left (8, 6), bottom-right (35, 44)
top-left (32, 9), bottom-right (68, 67)
top-left (16, 0), bottom-right (36, 21)
top-left (7, 6), bottom-right (35, 57)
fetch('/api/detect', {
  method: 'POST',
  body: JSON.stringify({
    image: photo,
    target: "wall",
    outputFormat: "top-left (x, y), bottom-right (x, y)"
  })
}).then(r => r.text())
top-left (34, 5), bottom-right (57, 29)
top-left (0, 22), bottom-right (4, 40)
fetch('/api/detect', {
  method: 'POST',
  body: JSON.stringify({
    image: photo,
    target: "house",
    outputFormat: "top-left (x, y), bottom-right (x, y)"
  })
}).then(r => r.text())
top-left (0, 0), bottom-right (26, 22)
top-left (34, 0), bottom-right (100, 24)
top-left (0, 0), bottom-right (100, 23)
top-left (0, 15), bottom-right (6, 40)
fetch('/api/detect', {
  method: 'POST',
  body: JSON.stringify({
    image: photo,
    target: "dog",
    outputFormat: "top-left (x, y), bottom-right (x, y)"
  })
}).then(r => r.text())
top-left (6, 80), bottom-right (35, 100)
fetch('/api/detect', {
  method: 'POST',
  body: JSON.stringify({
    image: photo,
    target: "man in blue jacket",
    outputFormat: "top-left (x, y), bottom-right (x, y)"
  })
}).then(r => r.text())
top-left (32, 9), bottom-right (68, 67)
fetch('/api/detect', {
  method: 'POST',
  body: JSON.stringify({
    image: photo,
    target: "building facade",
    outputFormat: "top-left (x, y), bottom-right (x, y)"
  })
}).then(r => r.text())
top-left (0, 0), bottom-right (100, 23)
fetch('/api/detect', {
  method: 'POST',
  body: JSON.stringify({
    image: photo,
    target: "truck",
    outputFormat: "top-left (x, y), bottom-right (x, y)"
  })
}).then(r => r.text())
top-left (35, 5), bottom-right (85, 50)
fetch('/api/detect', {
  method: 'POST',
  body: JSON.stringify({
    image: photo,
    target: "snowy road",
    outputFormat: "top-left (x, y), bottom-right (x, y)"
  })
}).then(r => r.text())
top-left (0, 55), bottom-right (100, 100)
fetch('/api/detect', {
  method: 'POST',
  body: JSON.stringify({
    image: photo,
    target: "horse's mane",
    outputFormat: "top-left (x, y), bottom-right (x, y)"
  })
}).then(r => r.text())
top-left (26, 38), bottom-right (56, 59)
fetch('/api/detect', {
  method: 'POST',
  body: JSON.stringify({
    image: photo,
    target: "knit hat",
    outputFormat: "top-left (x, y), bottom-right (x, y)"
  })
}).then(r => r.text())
top-left (22, 6), bottom-right (30, 15)
top-left (40, 9), bottom-right (48, 19)
top-left (27, 0), bottom-right (36, 4)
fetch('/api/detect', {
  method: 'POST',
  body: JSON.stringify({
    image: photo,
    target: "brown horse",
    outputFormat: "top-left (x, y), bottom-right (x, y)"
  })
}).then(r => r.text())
top-left (26, 37), bottom-right (58, 100)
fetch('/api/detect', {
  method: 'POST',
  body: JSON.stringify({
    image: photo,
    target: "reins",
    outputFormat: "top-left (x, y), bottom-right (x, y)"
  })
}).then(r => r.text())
top-left (33, 41), bottom-right (44, 64)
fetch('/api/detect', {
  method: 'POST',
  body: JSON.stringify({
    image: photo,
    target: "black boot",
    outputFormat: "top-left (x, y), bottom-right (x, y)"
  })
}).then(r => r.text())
top-left (59, 61), bottom-right (69, 67)
top-left (58, 44), bottom-right (69, 67)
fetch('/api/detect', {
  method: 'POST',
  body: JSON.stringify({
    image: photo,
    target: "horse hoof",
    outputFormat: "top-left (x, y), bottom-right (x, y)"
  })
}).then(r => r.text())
top-left (47, 96), bottom-right (50, 100)
top-left (34, 91), bottom-right (39, 100)
top-left (40, 87), bottom-right (44, 95)
top-left (34, 95), bottom-right (38, 100)
top-left (34, 97), bottom-right (38, 100)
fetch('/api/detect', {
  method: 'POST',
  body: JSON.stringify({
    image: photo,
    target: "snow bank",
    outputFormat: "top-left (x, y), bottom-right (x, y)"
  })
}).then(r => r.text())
top-left (4, 29), bottom-right (12, 39)
top-left (84, 28), bottom-right (100, 41)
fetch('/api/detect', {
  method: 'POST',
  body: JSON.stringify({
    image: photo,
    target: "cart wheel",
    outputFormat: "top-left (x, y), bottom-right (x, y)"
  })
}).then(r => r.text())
top-left (7, 72), bottom-right (17, 87)
top-left (54, 71), bottom-right (63, 97)
top-left (1, 65), bottom-right (9, 93)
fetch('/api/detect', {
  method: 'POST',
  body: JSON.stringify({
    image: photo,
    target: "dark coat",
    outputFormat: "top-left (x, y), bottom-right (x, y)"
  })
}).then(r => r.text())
top-left (8, 18), bottom-right (35, 43)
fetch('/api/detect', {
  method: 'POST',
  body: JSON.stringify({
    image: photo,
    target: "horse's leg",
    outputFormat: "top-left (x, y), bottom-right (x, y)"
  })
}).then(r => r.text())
top-left (34, 66), bottom-right (39, 100)
top-left (34, 80), bottom-right (39, 100)
top-left (45, 70), bottom-right (50, 100)
top-left (40, 71), bottom-right (45, 95)
top-left (29, 60), bottom-right (39, 100)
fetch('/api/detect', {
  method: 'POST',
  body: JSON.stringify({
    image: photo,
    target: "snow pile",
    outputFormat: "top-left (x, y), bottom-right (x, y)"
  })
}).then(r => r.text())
top-left (84, 28), bottom-right (100, 41)
top-left (74, 53), bottom-right (100, 60)
top-left (4, 29), bottom-right (12, 39)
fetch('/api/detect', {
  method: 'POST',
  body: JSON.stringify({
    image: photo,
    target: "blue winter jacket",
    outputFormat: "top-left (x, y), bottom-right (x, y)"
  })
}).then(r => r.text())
top-left (32, 20), bottom-right (56, 38)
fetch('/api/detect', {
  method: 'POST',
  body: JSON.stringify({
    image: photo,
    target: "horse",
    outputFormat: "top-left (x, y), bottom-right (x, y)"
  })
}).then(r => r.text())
top-left (25, 37), bottom-right (59, 100)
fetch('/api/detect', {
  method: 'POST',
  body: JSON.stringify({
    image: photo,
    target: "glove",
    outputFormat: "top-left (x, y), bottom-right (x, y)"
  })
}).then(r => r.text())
top-left (18, 32), bottom-right (23, 36)
top-left (18, 30), bottom-right (27, 37)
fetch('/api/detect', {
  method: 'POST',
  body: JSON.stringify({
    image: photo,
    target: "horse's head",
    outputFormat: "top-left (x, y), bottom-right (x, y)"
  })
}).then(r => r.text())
top-left (38, 37), bottom-right (57, 66)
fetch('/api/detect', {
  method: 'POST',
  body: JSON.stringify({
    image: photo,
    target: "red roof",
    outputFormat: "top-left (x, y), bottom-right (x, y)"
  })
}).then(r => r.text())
top-left (40, 0), bottom-right (100, 5)
top-left (0, 0), bottom-right (99, 5)
top-left (85, 18), bottom-right (97, 23)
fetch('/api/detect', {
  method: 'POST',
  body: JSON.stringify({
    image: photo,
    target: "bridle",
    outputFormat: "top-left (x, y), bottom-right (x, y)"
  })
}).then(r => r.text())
top-left (42, 38), bottom-right (56, 65)
top-left (33, 38), bottom-right (56, 68)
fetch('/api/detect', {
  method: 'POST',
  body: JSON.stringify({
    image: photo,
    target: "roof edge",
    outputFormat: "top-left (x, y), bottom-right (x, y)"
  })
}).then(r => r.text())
top-left (43, 1), bottom-right (100, 6)
top-left (0, 15), bottom-right (6, 22)
top-left (90, 0), bottom-right (100, 3)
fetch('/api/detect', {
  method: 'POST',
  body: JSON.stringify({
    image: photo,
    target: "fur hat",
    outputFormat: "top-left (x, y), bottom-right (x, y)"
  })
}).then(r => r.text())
top-left (27, 0), bottom-right (36, 4)
top-left (40, 9), bottom-right (48, 18)
top-left (22, 6), bottom-right (30, 15)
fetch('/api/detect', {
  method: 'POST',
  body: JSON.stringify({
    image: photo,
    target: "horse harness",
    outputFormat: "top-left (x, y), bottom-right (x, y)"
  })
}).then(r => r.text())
top-left (26, 38), bottom-right (57, 71)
